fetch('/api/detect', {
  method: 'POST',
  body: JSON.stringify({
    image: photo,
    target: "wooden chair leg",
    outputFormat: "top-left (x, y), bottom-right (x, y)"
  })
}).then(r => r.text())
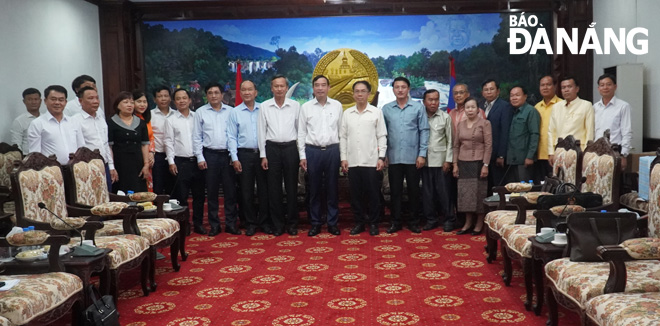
top-left (523, 257), bottom-right (533, 311)
top-left (485, 226), bottom-right (498, 263)
top-left (72, 294), bottom-right (84, 326)
top-left (179, 223), bottom-right (188, 261)
top-left (148, 248), bottom-right (157, 292)
top-left (110, 271), bottom-right (119, 306)
top-left (533, 258), bottom-right (544, 316)
top-left (170, 232), bottom-right (181, 272)
top-left (546, 284), bottom-right (559, 326)
top-left (501, 242), bottom-right (512, 286)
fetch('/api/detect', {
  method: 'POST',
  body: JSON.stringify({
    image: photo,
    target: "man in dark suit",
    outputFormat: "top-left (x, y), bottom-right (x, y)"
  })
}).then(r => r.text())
top-left (482, 79), bottom-right (514, 188)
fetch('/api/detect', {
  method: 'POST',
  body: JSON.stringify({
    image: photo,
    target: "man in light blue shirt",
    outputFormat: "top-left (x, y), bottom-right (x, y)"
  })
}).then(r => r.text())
top-left (227, 80), bottom-right (270, 236)
top-left (382, 76), bottom-right (429, 234)
top-left (192, 82), bottom-right (239, 236)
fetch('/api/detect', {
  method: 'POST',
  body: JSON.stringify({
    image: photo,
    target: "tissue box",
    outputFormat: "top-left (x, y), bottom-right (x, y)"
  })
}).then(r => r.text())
top-left (639, 156), bottom-right (654, 200)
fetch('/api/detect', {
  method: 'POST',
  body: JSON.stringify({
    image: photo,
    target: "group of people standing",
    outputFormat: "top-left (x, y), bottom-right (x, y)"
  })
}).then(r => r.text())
top-left (11, 71), bottom-right (632, 239)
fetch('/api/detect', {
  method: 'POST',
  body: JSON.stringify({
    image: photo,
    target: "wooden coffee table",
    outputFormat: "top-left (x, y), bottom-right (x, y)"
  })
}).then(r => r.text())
top-left (529, 237), bottom-right (565, 315)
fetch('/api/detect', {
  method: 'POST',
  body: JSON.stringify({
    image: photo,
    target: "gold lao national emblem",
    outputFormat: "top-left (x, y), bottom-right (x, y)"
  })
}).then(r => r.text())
top-left (313, 48), bottom-right (379, 110)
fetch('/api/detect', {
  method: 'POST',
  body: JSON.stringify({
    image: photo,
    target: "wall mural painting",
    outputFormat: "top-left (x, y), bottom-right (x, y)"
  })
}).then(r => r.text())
top-left (143, 13), bottom-right (551, 109)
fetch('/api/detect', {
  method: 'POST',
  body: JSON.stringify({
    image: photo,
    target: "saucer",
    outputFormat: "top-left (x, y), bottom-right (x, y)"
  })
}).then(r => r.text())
top-left (551, 240), bottom-right (567, 247)
top-left (537, 232), bottom-right (553, 236)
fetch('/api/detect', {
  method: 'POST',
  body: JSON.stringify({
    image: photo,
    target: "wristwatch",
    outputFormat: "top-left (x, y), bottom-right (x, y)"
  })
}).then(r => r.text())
top-left (483, 163), bottom-right (489, 167)
top-left (378, 157), bottom-right (386, 161)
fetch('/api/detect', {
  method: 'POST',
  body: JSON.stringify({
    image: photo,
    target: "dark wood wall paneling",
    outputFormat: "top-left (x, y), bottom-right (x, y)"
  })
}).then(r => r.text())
top-left (96, 0), bottom-right (593, 110)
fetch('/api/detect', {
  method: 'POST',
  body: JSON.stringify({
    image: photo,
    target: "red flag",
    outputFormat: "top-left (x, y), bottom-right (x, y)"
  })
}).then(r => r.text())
top-left (447, 56), bottom-right (456, 112)
top-left (235, 61), bottom-right (243, 105)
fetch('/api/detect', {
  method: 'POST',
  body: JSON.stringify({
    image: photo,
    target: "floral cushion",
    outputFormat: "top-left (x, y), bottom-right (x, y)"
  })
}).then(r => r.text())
top-left (73, 159), bottom-right (109, 206)
top-left (49, 217), bottom-right (87, 230)
top-left (0, 272), bottom-right (83, 325)
top-left (128, 192), bottom-right (157, 202)
top-left (585, 292), bottom-right (660, 326)
top-left (553, 148), bottom-right (578, 184)
top-left (0, 151), bottom-right (21, 189)
top-left (91, 202), bottom-right (129, 216)
top-left (94, 234), bottom-right (150, 269)
top-left (621, 238), bottom-right (660, 260)
top-left (99, 218), bottom-right (180, 246)
top-left (648, 164), bottom-right (660, 238)
top-left (619, 192), bottom-right (648, 215)
top-left (550, 205), bottom-right (585, 216)
top-left (501, 224), bottom-right (536, 258)
top-left (581, 153), bottom-right (615, 204)
top-left (6, 230), bottom-right (48, 246)
top-left (485, 210), bottom-right (536, 235)
top-left (545, 257), bottom-right (660, 309)
top-left (523, 191), bottom-right (553, 204)
top-left (505, 182), bottom-right (533, 192)
top-left (0, 316), bottom-right (9, 326)
top-left (17, 167), bottom-right (68, 224)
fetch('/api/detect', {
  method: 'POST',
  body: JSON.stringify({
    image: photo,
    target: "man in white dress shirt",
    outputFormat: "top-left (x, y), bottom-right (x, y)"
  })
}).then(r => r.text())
top-left (298, 75), bottom-right (343, 237)
top-left (165, 89), bottom-right (205, 231)
top-left (72, 86), bottom-right (117, 191)
top-left (340, 81), bottom-right (387, 236)
top-left (258, 75), bottom-right (301, 236)
top-left (28, 85), bottom-right (84, 164)
top-left (10, 88), bottom-right (41, 152)
top-left (150, 85), bottom-right (176, 196)
top-left (64, 75), bottom-right (98, 117)
top-left (193, 82), bottom-right (239, 236)
top-left (594, 73), bottom-right (633, 171)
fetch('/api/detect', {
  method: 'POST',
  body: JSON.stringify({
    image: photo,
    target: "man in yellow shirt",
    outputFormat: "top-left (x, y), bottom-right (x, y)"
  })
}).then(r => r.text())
top-left (548, 76), bottom-right (594, 165)
top-left (534, 75), bottom-right (561, 181)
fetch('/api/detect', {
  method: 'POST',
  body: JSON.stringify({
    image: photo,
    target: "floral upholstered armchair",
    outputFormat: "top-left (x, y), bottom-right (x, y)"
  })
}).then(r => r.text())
top-left (484, 136), bottom-right (581, 264)
top-left (0, 232), bottom-right (84, 326)
top-left (0, 143), bottom-right (23, 234)
top-left (63, 147), bottom-right (181, 292)
top-left (579, 137), bottom-right (622, 211)
top-left (581, 151), bottom-right (660, 326)
top-left (11, 152), bottom-right (152, 303)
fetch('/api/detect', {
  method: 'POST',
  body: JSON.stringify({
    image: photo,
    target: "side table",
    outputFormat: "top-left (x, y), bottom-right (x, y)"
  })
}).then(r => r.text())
top-left (529, 237), bottom-right (565, 315)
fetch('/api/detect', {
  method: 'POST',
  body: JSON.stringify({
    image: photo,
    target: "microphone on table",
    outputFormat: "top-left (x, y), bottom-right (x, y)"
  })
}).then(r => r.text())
top-left (38, 202), bottom-right (104, 256)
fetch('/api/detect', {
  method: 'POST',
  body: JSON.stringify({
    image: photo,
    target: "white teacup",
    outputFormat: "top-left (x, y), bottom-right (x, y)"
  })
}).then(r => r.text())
top-left (540, 227), bottom-right (554, 235)
top-left (554, 233), bottom-right (567, 244)
top-left (163, 203), bottom-right (173, 210)
top-left (169, 199), bottom-right (179, 205)
top-left (82, 240), bottom-right (95, 247)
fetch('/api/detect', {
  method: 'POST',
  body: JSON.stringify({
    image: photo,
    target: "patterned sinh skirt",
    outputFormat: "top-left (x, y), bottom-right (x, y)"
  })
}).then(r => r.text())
top-left (457, 160), bottom-right (488, 214)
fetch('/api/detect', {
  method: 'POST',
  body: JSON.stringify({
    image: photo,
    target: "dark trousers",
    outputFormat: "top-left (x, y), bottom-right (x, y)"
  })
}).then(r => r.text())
top-left (153, 152), bottom-right (174, 195)
top-left (306, 144), bottom-right (340, 226)
top-left (421, 166), bottom-right (455, 225)
top-left (266, 141), bottom-right (299, 231)
top-left (388, 164), bottom-right (421, 226)
top-left (488, 158), bottom-right (510, 192)
top-left (348, 167), bottom-right (381, 225)
top-left (203, 148), bottom-right (237, 228)
top-left (534, 159), bottom-right (553, 183)
top-left (173, 157), bottom-right (206, 228)
top-left (104, 163), bottom-right (112, 193)
top-left (237, 149), bottom-right (269, 229)
top-left (514, 164), bottom-right (535, 183)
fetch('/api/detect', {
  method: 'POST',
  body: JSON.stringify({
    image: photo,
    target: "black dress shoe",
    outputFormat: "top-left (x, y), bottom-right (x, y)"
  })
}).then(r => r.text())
top-left (350, 224), bottom-right (365, 235)
top-left (261, 225), bottom-right (274, 235)
top-left (273, 229), bottom-right (284, 236)
top-left (456, 228), bottom-right (473, 235)
top-left (208, 226), bottom-right (221, 236)
top-left (471, 229), bottom-right (483, 236)
top-left (287, 227), bottom-right (298, 236)
top-left (225, 225), bottom-right (242, 235)
top-left (328, 225), bottom-right (340, 235)
top-left (387, 224), bottom-right (402, 234)
top-left (423, 222), bottom-right (439, 231)
top-left (193, 225), bottom-right (207, 235)
top-left (369, 224), bottom-right (379, 236)
top-left (408, 225), bottom-right (422, 234)
top-left (443, 222), bottom-right (455, 232)
top-left (308, 225), bottom-right (322, 237)
top-left (245, 226), bottom-right (257, 236)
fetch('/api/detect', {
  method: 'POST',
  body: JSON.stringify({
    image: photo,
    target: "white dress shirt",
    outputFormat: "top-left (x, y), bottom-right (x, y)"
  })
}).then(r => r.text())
top-left (258, 98), bottom-right (300, 158)
top-left (594, 96), bottom-right (633, 155)
top-left (192, 103), bottom-right (233, 162)
top-left (339, 104), bottom-right (388, 168)
top-left (165, 110), bottom-right (195, 165)
top-left (63, 99), bottom-right (82, 117)
top-left (28, 111), bottom-right (85, 164)
top-left (10, 112), bottom-right (39, 152)
top-left (297, 97), bottom-right (343, 159)
top-left (150, 107), bottom-right (175, 153)
top-left (71, 110), bottom-right (114, 169)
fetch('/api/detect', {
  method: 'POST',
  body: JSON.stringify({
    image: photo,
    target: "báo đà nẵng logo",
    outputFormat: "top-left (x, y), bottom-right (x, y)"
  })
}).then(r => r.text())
top-left (507, 13), bottom-right (648, 55)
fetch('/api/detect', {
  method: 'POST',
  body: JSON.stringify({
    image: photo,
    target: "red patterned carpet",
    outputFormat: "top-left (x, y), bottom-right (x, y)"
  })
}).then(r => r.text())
top-left (112, 219), bottom-right (580, 326)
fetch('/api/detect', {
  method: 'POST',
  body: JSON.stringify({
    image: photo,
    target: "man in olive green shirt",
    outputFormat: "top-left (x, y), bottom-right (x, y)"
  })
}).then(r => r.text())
top-left (421, 89), bottom-right (455, 232)
top-left (507, 86), bottom-right (540, 182)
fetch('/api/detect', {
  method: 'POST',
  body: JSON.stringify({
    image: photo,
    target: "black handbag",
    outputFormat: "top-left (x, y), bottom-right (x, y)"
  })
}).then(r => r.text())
top-left (536, 192), bottom-right (603, 210)
top-left (567, 212), bottom-right (638, 262)
top-left (84, 285), bottom-right (120, 326)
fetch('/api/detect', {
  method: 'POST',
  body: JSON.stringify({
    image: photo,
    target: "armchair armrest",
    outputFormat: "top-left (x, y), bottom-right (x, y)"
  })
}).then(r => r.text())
top-left (510, 196), bottom-right (534, 224)
top-left (0, 234), bottom-right (71, 272)
top-left (597, 245), bottom-right (634, 294)
top-left (110, 193), bottom-right (169, 219)
top-left (68, 204), bottom-right (140, 235)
